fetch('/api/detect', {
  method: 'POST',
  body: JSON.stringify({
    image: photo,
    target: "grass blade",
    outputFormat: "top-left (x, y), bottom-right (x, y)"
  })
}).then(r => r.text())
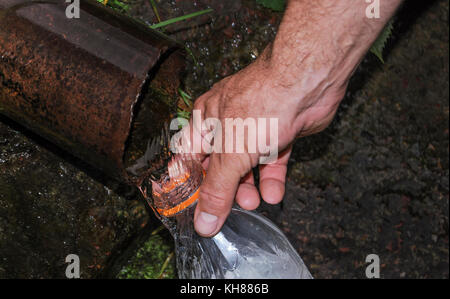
top-left (150, 8), bottom-right (213, 29)
top-left (157, 251), bottom-right (174, 279)
top-left (149, 0), bottom-right (161, 23)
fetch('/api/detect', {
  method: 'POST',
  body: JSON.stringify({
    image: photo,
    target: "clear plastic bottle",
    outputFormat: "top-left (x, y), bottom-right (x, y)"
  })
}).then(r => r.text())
top-left (145, 156), bottom-right (312, 279)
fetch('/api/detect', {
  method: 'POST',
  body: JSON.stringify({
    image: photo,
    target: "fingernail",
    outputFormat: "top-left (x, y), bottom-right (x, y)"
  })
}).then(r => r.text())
top-left (195, 212), bottom-right (218, 235)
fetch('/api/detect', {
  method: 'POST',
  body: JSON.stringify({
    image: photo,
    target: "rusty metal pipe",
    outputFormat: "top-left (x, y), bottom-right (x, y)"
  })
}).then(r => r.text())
top-left (0, 0), bottom-right (184, 182)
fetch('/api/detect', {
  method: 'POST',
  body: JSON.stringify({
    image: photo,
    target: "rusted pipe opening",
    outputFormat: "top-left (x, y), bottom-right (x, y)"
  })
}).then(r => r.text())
top-left (123, 47), bottom-right (184, 183)
top-left (0, 0), bottom-right (185, 183)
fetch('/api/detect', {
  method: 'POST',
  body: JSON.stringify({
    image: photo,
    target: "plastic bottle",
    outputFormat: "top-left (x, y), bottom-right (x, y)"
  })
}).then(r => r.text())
top-left (145, 156), bottom-right (312, 279)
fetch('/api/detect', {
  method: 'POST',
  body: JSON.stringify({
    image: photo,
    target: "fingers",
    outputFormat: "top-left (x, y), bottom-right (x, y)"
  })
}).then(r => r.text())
top-left (258, 146), bottom-right (292, 204)
top-left (203, 158), bottom-right (261, 210)
top-left (194, 153), bottom-right (250, 237)
top-left (201, 156), bottom-right (210, 169)
top-left (202, 156), bottom-right (260, 210)
top-left (235, 171), bottom-right (260, 210)
top-left (173, 91), bottom-right (212, 159)
top-left (175, 113), bottom-right (209, 159)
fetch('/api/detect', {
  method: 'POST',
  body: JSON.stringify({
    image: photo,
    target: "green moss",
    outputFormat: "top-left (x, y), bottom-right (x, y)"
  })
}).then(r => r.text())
top-left (256, 0), bottom-right (286, 12)
top-left (117, 230), bottom-right (176, 279)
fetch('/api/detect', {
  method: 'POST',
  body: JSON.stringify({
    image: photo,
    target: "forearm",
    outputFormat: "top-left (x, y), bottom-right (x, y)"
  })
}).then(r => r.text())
top-left (267, 0), bottom-right (403, 97)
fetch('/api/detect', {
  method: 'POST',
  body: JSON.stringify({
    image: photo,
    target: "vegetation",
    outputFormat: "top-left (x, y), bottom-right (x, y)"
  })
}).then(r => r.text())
top-left (370, 19), bottom-right (394, 63)
top-left (149, 8), bottom-right (214, 30)
top-left (256, 0), bottom-right (286, 12)
top-left (177, 88), bottom-right (193, 122)
top-left (99, 0), bottom-right (130, 13)
top-left (98, 0), bottom-right (212, 30)
top-left (117, 226), bottom-right (176, 279)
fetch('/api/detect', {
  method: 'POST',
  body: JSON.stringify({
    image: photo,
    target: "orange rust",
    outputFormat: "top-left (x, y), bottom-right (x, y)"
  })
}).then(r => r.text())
top-left (0, 0), bottom-right (185, 183)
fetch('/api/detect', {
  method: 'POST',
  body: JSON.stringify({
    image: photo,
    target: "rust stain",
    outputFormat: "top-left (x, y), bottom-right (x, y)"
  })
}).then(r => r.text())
top-left (0, 0), bottom-right (185, 182)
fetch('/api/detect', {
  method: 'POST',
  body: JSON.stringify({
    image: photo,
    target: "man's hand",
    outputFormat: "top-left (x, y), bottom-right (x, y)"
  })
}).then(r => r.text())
top-left (188, 0), bottom-right (403, 237)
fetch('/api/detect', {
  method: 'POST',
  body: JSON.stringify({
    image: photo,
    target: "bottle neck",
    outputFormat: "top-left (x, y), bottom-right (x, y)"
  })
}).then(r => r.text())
top-left (160, 200), bottom-right (198, 238)
top-left (147, 157), bottom-right (204, 236)
top-left (156, 185), bottom-right (200, 218)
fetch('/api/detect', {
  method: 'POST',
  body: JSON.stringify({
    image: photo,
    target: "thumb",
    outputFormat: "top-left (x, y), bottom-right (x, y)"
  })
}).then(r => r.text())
top-left (194, 153), bottom-right (247, 237)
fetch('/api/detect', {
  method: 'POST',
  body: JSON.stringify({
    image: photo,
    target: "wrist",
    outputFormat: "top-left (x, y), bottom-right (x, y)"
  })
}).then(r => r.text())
top-left (264, 0), bottom-right (403, 111)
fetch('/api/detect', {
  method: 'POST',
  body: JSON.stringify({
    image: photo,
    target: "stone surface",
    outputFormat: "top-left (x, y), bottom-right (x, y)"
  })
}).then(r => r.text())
top-left (0, 115), bottom-right (152, 278)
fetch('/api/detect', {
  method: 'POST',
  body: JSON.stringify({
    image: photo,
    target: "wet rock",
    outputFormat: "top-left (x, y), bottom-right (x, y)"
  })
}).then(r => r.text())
top-left (0, 117), bottom-right (153, 278)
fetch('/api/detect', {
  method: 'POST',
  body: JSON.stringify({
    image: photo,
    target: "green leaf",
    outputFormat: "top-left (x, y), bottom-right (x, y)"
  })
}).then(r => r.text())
top-left (177, 110), bottom-right (191, 120)
top-left (370, 19), bottom-right (394, 64)
top-left (256, 0), bottom-right (286, 12)
top-left (178, 88), bottom-right (192, 108)
top-left (97, 0), bottom-right (130, 13)
top-left (149, 0), bottom-right (161, 23)
top-left (150, 8), bottom-right (214, 30)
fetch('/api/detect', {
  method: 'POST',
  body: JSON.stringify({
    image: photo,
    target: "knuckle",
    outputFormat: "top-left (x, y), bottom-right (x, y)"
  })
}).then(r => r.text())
top-left (221, 154), bottom-right (253, 177)
top-left (199, 188), bottom-right (230, 215)
top-left (193, 99), bottom-right (205, 111)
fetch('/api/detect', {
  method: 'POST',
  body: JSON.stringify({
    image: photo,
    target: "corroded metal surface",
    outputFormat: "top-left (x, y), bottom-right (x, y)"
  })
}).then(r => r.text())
top-left (0, 0), bottom-right (184, 182)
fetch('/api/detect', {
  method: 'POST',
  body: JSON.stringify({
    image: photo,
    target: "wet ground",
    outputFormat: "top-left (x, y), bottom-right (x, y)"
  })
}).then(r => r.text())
top-left (0, 0), bottom-right (448, 278)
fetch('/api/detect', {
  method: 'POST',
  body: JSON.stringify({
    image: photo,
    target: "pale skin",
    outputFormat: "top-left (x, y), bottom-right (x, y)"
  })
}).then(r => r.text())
top-left (188, 0), bottom-right (404, 237)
